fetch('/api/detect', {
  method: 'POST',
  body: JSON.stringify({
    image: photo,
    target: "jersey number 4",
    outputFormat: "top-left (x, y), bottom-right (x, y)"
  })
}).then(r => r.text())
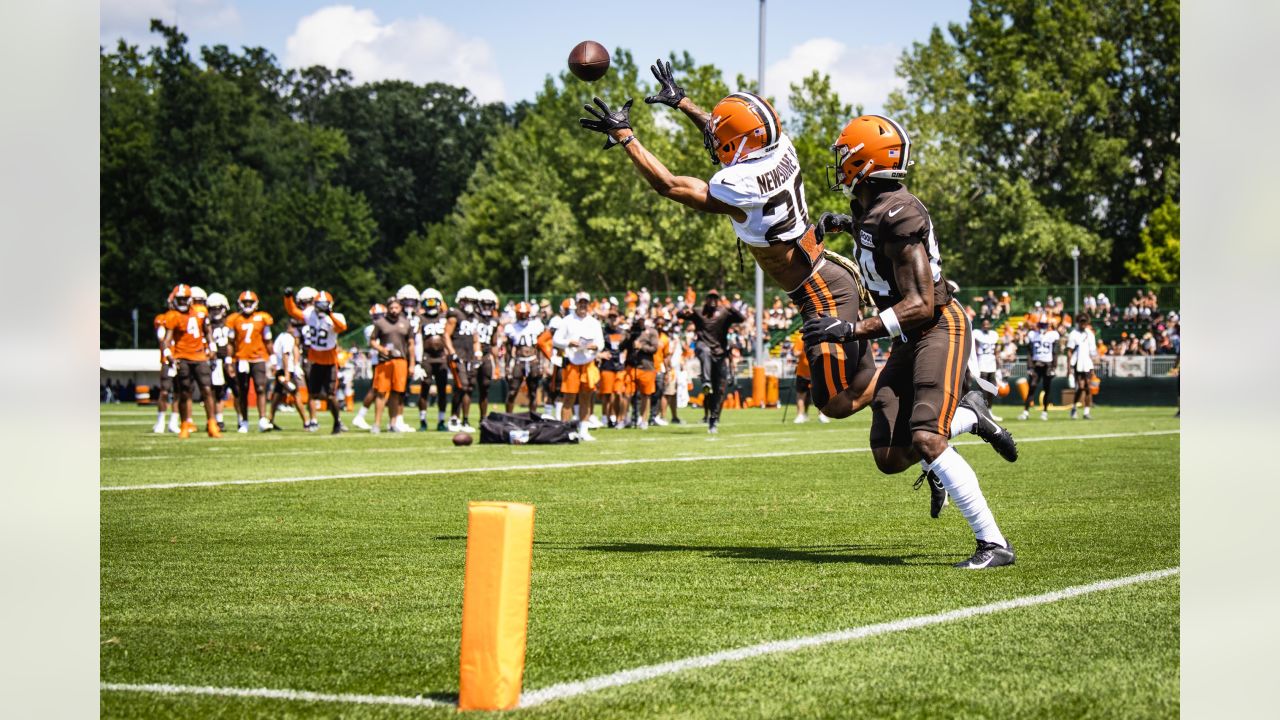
top-left (763, 171), bottom-right (810, 242)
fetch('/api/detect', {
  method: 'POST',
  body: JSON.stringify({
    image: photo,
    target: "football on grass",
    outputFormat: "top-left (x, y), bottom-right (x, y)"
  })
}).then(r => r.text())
top-left (568, 40), bottom-right (610, 81)
top-left (452, 432), bottom-right (473, 447)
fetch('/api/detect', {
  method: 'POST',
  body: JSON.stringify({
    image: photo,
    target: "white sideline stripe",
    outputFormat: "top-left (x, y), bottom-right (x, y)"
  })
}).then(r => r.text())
top-left (100, 567), bottom-right (1179, 710)
top-left (518, 566), bottom-right (1180, 707)
top-left (101, 430), bottom-right (1178, 492)
top-left (99, 682), bottom-right (449, 708)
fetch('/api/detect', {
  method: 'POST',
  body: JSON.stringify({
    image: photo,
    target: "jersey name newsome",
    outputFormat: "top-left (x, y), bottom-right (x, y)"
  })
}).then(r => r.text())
top-left (708, 134), bottom-right (810, 248)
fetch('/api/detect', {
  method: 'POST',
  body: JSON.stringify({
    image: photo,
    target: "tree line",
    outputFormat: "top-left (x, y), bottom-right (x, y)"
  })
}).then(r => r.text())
top-left (101, 1), bottom-right (1179, 347)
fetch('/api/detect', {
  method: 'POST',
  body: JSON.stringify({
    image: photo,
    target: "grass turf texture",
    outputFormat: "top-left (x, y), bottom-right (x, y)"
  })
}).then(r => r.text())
top-left (101, 406), bottom-right (1179, 718)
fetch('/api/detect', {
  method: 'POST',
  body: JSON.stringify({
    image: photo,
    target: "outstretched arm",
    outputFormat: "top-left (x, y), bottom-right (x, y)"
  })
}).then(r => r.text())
top-left (643, 58), bottom-right (711, 129)
top-left (579, 96), bottom-right (744, 220)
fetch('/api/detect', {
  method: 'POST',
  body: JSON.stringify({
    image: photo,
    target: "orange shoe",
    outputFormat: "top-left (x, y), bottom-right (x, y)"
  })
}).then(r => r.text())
top-left (178, 421), bottom-right (192, 439)
top-left (206, 419), bottom-right (222, 438)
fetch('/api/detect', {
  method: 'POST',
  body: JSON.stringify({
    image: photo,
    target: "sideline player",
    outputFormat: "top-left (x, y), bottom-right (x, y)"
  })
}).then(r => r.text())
top-left (161, 285), bottom-right (220, 438)
top-left (801, 114), bottom-right (1017, 569)
top-left (267, 319), bottom-right (309, 429)
top-left (368, 298), bottom-right (414, 433)
top-left (352, 303), bottom-right (386, 431)
top-left (284, 288), bottom-right (349, 434)
top-left (444, 286), bottom-right (482, 432)
top-left (226, 291), bottom-right (274, 432)
top-left (973, 317), bottom-right (1003, 419)
top-left (1020, 317), bottom-right (1060, 421)
top-left (505, 301), bottom-right (545, 414)
top-left (1066, 314), bottom-right (1097, 419)
top-left (152, 293), bottom-right (180, 434)
top-left (553, 292), bottom-right (604, 441)
top-left (677, 290), bottom-right (743, 434)
top-left (418, 288), bottom-right (451, 431)
top-left (580, 60), bottom-right (875, 418)
top-left (474, 289), bottom-right (503, 422)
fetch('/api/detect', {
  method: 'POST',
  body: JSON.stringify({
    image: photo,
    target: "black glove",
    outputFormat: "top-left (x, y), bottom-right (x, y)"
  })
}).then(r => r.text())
top-left (579, 97), bottom-right (634, 149)
top-left (814, 212), bottom-right (853, 243)
top-left (283, 286), bottom-right (294, 298)
top-left (644, 59), bottom-right (685, 108)
top-left (802, 315), bottom-right (856, 346)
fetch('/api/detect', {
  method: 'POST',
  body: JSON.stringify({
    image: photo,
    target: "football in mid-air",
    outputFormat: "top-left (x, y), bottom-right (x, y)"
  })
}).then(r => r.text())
top-left (568, 40), bottom-right (610, 81)
top-left (452, 432), bottom-right (473, 447)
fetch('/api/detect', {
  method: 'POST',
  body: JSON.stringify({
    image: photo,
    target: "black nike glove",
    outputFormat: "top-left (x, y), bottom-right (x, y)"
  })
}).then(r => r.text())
top-left (283, 286), bottom-right (294, 298)
top-left (579, 97), bottom-right (634, 149)
top-left (802, 315), bottom-right (856, 346)
top-left (814, 212), bottom-right (853, 243)
top-left (644, 59), bottom-right (685, 108)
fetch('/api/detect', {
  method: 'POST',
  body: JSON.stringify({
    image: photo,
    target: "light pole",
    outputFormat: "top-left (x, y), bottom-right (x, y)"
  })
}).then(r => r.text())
top-left (1070, 245), bottom-right (1081, 317)
top-left (754, 0), bottom-right (766, 366)
top-left (520, 255), bottom-right (530, 303)
top-left (131, 307), bottom-right (138, 349)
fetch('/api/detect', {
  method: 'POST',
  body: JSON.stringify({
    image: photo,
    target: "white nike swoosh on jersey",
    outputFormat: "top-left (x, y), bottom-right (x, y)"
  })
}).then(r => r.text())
top-left (888, 206), bottom-right (904, 217)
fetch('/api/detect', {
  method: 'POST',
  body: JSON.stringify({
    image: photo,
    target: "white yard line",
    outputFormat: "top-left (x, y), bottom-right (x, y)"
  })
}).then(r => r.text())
top-left (99, 682), bottom-right (449, 708)
top-left (101, 567), bottom-right (1178, 710)
top-left (101, 430), bottom-right (1179, 492)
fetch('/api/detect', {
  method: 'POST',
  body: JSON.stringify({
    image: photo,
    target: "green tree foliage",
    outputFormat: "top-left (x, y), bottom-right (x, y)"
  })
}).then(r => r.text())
top-left (886, 0), bottom-right (1178, 285)
top-left (1125, 197), bottom-right (1179, 283)
top-left (410, 51), bottom-right (745, 295)
top-left (784, 71), bottom-right (859, 258)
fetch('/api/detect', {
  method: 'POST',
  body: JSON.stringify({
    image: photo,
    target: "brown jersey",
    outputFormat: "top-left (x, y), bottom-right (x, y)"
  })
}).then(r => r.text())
top-left (849, 183), bottom-right (951, 313)
top-left (370, 315), bottom-right (412, 360)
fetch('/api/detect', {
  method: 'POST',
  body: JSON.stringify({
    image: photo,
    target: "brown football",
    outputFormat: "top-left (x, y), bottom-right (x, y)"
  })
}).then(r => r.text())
top-left (568, 40), bottom-right (610, 82)
top-left (452, 432), bottom-right (473, 447)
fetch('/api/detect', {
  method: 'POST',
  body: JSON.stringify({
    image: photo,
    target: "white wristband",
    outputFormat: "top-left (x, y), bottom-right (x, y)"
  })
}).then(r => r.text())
top-left (879, 307), bottom-right (906, 341)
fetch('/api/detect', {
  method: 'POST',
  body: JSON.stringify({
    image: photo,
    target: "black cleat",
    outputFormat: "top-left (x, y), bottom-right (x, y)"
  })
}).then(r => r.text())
top-left (953, 540), bottom-right (1016, 569)
top-left (419, 420), bottom-right (428, 432)
top-left (436, 420), bottom-right (448, 432)
top-left (960, 390), bottom-right (1018, 462)
top-left (914, 470), bottom-right (948, 518)
top-left (332, 421), bottom-right (348, 435)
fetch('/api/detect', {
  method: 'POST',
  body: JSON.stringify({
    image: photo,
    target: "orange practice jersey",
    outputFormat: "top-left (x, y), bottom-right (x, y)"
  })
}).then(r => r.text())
top-left (163, 307), bottom-right (211, 361)
top-left (226, 311), bottom-right (274, 362)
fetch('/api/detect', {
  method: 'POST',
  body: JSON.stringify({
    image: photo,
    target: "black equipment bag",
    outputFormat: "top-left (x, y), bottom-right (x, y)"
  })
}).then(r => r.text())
top-left (479, 411), bottom-right (578, 444)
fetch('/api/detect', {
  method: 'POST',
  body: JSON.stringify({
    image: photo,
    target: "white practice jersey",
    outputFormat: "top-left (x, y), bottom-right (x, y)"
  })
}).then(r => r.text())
top-left (272, 332), bottom-right (297, 374)
top-left (1066, 328), bottom-right (1097, 372)
top-left (973, 329), bottom-right (999, 373)
top-left (363, 325), bottom-right (378, 366)
top-left (300, 307), bottom-right (346, 353)
top-left (707, 134), bottom-right (810, 248)
top-left (505, 318), bottom-right (544, 350)
top-left (1027, 329), bottom-right (1060, 364)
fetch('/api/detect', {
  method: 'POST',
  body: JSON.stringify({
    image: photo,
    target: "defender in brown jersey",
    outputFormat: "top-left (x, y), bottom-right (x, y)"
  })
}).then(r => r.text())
top-left (803, 115), bottom-right (1019, 570)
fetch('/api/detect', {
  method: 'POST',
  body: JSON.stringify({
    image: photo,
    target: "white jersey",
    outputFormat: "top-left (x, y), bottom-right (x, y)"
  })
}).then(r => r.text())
top-left (505, 318), bottom-right (544, 349)
top-left (1066, 328), bottom-right (1097, 372)
top-left (1028, 329), bottom-right (1060, 364)
top-left (272, 332), bottom-right (297, 374)
top-left (301, 307), bottom-right (346, 353)
top-left (973, 329), bottom-right (999, 373)
top-left (363, 325), bottom-right (378, 367)
top-left (707, 134), bottom-right (810, 248)
top-left (553, 313), bottom-right (604, 366)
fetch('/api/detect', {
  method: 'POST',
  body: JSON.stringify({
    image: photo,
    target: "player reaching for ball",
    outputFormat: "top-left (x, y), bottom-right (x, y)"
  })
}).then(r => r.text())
top-left (578, 60), bottom-right (876, 420)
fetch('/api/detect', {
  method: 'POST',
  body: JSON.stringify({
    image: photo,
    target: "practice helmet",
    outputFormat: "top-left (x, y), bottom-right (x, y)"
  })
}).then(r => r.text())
top-left (827, 115), bottom-right (912, 198)
top-left (702, 92), bottom-right (782, 166)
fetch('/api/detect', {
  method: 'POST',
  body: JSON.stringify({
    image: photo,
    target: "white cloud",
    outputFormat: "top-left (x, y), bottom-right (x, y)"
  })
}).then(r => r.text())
top-left (100, 0), bottom-right (240, 48)
top-left (766, 38), bottom-right (904, 119)
top-left (284, 6), bottom-right (506, 104)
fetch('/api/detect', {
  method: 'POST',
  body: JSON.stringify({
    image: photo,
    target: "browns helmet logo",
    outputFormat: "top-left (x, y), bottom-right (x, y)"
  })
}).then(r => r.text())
top-left (702, 92), bottom-right (781, 166)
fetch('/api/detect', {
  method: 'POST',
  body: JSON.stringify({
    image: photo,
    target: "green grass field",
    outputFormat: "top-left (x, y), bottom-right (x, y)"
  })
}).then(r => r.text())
top-left (100, 403), bottom-right (1179, 718)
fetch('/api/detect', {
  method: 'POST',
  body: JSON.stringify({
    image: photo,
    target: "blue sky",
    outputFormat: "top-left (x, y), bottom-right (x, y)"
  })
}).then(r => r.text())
top-left (100, 1), bottom-right (970, 114)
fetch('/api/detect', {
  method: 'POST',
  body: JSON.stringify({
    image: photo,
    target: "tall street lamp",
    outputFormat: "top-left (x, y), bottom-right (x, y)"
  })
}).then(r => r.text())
top-left (520, 255), bottom-right (530, 303)
top-left (1070, 245), bottom-right (1081, 317)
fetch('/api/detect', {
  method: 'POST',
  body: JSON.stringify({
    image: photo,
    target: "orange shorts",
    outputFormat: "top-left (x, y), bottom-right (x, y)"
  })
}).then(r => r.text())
top-left (599, 369), bottom-right (621, 395)
top-left (373, 358), bottom-right (408, 394)
top-left (630, 368), bottom-right (657, 396)
top-left (561, 362), bottom-right (600, 394)
top-left (614, 368), bottom-right (634, 395)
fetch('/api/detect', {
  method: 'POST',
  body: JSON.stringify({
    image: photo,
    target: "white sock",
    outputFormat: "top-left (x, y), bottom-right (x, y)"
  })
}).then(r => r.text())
top-left (554, 401), bottom-right (564, 416)
top-left (438, 410), bottom-right (446, 422)
top-left (215, 412), bottom-right (223, 423)
top-left (156, 409), bottom-right (165, 422)
top-left (419, 409), bottom-right (427, 421)
top-left (950, 406), bottom-right (977, 437)
top-left (929, 447), bottom-right (1005, 547)
top-left (356, 406), bottom-right (368, 420)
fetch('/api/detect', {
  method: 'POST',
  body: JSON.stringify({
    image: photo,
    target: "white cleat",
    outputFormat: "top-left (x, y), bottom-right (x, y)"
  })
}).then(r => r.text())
top-left (370, 425), bottom-right (380, 434)
top-left (587, 415), bottom-right (603, 429)
top-left (793, 414), bottom-right (808, 424)
top-left (460, 424), bottom-right (476, 434)
top-left (1040, 411), bottom-right (1049, 421)
top-left (237, 421), bottom-right (249, 434)
top-left (638, 419), bottom-right (648, 430)
top-left (152, 420), bottom-right (166, 434)
top-left (1017, 410), bottom-right (1029, 421)
top-left (578, 428), bottom-right (596, 442)
top-left (258, 417), bottom-right (272, 432)
top-left (352, 416), bottom-right (371, 430)
top-left (818, 413), bottom-right (831, 424)
top-left (651, 416), bottom-right (668, 426)
top-left (168, 418), bottom-right (181, 434)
